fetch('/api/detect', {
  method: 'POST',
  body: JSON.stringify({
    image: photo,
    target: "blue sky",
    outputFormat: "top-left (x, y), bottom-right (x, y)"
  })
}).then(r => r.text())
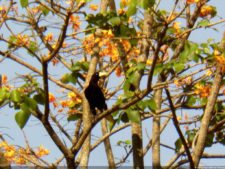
top-left (1, 0), bottom-right (225, 167)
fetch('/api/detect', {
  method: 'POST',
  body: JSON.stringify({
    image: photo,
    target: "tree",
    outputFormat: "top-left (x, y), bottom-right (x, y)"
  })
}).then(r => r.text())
top-left (0, 0), bottom-right (225, 168)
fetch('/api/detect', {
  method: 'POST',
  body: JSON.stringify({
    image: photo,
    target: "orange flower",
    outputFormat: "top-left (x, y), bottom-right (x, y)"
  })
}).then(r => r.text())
top-left (172, 22), bottom-right (181, 34)
top-left (68, 92), bottom-right (82, 104)
top-left (83, 34), bottom-right (95, 55)
top-left (118, 8), bottom-right (126, 15)
top-left (35, 145), bottom-right (49, 157)
top-left (177, 116), bottom-right (182, 121)
top-left (49, 93), bottom-right (56, 103)
top-left (194, 83), bottom-right (211, 98)
top-left (214, 50), bottom-right (225, 73)
top-left (14, 155), bottom-right (26, 165)
top-left (68, 109), bottom-right (78, 115)
top-left (199, 5), bottom-right (216, 18)
top-left (174, 76), bottom-right (192, 87)
top-left (121, 39), bottom-right (131, 52)
top-left (51, 58), bottom-right (59, 66)
top-left (16, 34), bottom-right (30, 47)
top-left (70, 15), bottom-right (81, 31)
top-left (62, 41), bottom-right (67, 48)
top-left (102, 29), bottom-right (114, 38)
top-left (215, 55), bottom-right (225, 65)
top-left (89, 4), bottom-right (98, 11)
top-left (186, 0), bottom-right (199, 4)
top-left (1, 74), bottom-right (7, 84)
top-left (0, 6), bottom-right (6, 16)
top-left (45, 32), bottom-right (53, 42)
top-left (0, 141), bottom-right (8, 148)
top-left (146, 59), bottom-right (152, 66)
top-left (128, 17), bottom-right (133, 24)
top-left (60, 100), bottom-right (69, 107)
top-left (120, 0), bottom-right (129, 7)
top-left (206, 69), bottom-right (213, 76)
top-left (167, 13), bottom-right (178, 23)
top-left (30, 6), bottom-right (40, 14)
top-left (184, 113), bottom-right (189, 121)
top-left (115, 66), bottom-right (122, 77)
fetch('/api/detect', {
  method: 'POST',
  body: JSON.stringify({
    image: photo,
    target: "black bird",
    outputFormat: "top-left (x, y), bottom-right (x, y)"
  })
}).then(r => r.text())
top-left (84, 72), bottom-right (107, 115)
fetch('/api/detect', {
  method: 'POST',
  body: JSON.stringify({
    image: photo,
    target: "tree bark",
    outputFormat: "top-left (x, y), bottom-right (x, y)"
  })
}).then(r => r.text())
top-left (192, 31), bottom-right (225, 167)
top-left (99, 1), bottom-right (116, 168)
top-left (193, 69), bottom-right (222, 166)
top-left (80, 52), bottom-right (99, 168)
top-left (101, 119), bottom-right (116, 168)
top-left (0, 151), bottom-right (10, 169)
top-left (100, 0), bottom-right (116, 12)
top-left (152, 78), bottom-right (162, 169)
top-left (131, 11), bottom-right (152, 168)
top-left (79, 97), bottom-right (92, 168)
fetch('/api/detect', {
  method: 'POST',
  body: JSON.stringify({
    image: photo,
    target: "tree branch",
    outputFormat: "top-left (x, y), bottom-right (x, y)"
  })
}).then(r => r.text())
top-left (164, 88), bottom-right (194, 168)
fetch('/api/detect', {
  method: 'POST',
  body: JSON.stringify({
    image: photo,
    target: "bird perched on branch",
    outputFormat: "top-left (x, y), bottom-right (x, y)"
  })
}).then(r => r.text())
top-left (84, 72), bottom-right (107, 115)
top-left (84, 72), bottom-right (115, 128)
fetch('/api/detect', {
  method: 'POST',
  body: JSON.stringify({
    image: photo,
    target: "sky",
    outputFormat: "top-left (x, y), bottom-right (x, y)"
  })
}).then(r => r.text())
top-left (0, 0), bottom-right (225, 167)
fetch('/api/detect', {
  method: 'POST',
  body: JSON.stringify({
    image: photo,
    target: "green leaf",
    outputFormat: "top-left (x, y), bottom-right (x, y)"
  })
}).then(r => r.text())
top-left (126, 109), bottom-right (140, 123)
top-left (117, 140), bottom-right (123, 146)
top-left (197, 19), bottom-right (210, 27)
top-left (119, 25), bottom-right (136, 37)
top-left (137, 100), bottom-right (149, 110)
top-left (72, 61), bottom-right (89, 72)
top-left (67, 113), bottom-right (82, 121)
top-left (186, 96), bottom-right (196, 106)
top-left (0, 88), bottom-right (10, 107)
top-left (15, 110), bottom-right (31, 129)
top-left (41, 6), bottom-right (50, 16)
top-left (123, 82), bottom-right (135, 97)
top-left (127, 0), bottom-right (138, 17)
top-left (174, 63), bottom-right (185, 72)
top-left (148, 99), bottom-right (157, 112)
top-left (28, 41), bottom-right (38, 54)
top-left (10, 90), bottom-right (22, 103)
top-left (120, 112), bottom-right (129, 123)
top-left (125, 140), bottom-right (131, 145)
top-left (175, 138), bottom-right (182, 152)
top-left (179, 42), bottom-right (198, 63)
top-left (109, 17), bottom-right (121, 26)
top-left (68, 73), bottom-right (78, 85)
top-left (0, 88), bottom-right (7, 102)
top-left (22, 97), bottom-right (37, 113)
top-left (33, 93), bottom-right (45, 105)
top-left (60, 73), bottom-right (70, 84)
top-left (186, 129), bottom-right (197, 145)
top-left (86, 13), bottom-right (110, 27)
top-left (8, 36), bottom-right (17, 48)
top-left (205, 133), bottom-right (214, 147)
top-left (20, 0), bottom-right (28, 8)
top-left (153, 63), bottom-right (163, 75)
top-left (139, 0), bottom-right (155, 9)
top-left (137, 62), bottom-right (146, 71)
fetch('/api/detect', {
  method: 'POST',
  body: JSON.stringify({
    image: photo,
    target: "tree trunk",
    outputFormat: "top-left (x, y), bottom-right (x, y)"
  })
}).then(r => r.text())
top-left (101, 119), bottom-right (116, 168)
top-left (99, 1), bottom-right (116, 168)
top-left (100, 0), bottom-right (116, 12)
top-left (192, 31), bottom-right (225, 167)
top-left (192, 66), bottom-right (222, 167)
top-left (131, 11), bottom-right (153, 168)
top-left (80, 53), bottom-right (99, 167)
top-left (0, 152), bottom-right (10, 169)
top-left (152, 80), bottom-right (162, 168)
top-left (132, 122), bottom-right (144, 168)
top-left (79, 96), bottom-right (92, 168)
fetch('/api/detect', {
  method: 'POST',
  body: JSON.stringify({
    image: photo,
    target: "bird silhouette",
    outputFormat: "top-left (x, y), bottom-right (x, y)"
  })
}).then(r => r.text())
top-left (84, 72), bottom-right (107, 115)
